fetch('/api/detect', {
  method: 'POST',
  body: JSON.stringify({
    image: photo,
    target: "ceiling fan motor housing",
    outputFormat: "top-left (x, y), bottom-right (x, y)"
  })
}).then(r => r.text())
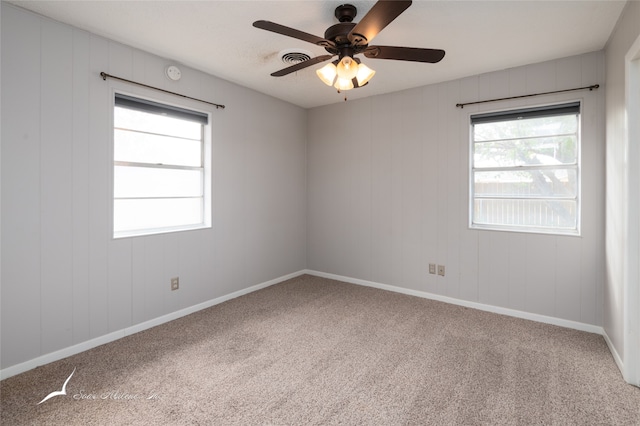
top-left (324, 23), bottom-right (357, 47)
top-left (335, 4), bottom-right (357, 22)
top-left (325, 5), bottom-right (367, 59)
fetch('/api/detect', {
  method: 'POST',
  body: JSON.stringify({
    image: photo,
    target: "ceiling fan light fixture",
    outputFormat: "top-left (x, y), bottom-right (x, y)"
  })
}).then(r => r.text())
top-left (336, 56), bottom-right (358, 80)
top-left (355, 63), bottom-right (375, 86)
top-left (255, 1), bottom-right (447, 96)
top-left (334, 77), bottom-right (354, 91)
top-left (316, 62), bottom-right (338, 86)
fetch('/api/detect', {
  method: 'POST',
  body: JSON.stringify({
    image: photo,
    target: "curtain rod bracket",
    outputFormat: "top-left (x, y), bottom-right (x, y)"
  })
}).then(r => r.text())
top-left (456, 84), bottom-right (599, 109)
top-left (100, 71), bottom-right (225, 110)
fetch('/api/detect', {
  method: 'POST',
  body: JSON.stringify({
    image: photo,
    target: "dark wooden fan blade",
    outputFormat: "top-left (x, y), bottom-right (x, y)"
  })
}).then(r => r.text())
top-left (271, 55), bottom-right (334, 77)
top-left (253, 20), bottom-right (335, 48)
top-left (348, 0), bottom-right (412, 46)
top-left (364, 46), bottom-right (445, 63)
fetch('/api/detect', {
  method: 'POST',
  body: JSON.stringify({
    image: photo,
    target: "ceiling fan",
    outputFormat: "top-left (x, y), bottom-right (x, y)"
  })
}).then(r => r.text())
top-left (253, 0), bottom-right (445, 91)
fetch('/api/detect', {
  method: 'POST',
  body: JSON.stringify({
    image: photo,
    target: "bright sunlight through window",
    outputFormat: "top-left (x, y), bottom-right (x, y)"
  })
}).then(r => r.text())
top-left (470, 102), bottom-right (580, 235)
top-left (113, 94), bottom-right (210, 238)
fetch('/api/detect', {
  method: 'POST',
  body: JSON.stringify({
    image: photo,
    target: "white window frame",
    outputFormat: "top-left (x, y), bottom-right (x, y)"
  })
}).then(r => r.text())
top-left (111, 91), bottom-right (212, 239)
top-left (469, 101), bottom-right (581, 236)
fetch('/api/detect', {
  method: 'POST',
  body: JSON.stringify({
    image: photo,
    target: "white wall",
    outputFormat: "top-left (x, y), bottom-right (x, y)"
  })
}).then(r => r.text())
top-left (308, 52), bottom-right (605, 326)
top-left (0, 4), bottom-right (307, 371)
top-left (1, 1), bottom-right (622, 377)
top-left (604, 0), bottom-right (640, 376)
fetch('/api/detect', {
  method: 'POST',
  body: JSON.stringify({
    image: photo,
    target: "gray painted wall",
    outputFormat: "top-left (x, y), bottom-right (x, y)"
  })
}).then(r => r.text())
top-left (604, 0), bottom-right (640, 365)
top-left (307, 52), bottom-right (605, 326)
top-left (1, 4), bottom-right (307, 370)
top-left (2, 1), bottom-right (627, 375)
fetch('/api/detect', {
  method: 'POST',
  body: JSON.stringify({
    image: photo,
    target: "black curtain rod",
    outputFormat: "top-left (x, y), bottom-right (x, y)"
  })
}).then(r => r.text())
top-left (455, 84), bottom-right (599, 109)
top-left (100, 72), bottom-right (225, 110)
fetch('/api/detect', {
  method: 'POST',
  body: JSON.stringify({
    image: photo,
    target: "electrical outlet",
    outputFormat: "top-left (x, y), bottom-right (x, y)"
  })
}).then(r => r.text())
top-left (429, 264), bottom-right (436, 274)
top-left (438, 265), bottom-right (445, 276)
top-left (171, 277), bottom-right (179, 291)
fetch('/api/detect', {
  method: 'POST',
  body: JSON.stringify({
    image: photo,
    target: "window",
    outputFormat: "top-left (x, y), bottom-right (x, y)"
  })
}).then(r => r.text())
top-left (113, 93), bottom-right (210, 238)
top-left (470, 102), bottom-right (580, 235)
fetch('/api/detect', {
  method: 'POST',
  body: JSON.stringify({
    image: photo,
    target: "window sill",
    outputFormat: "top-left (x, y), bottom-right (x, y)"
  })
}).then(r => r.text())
top-left (113, 223), bottom-right (211, 239)
top-left (470, 223), bottom-right (581, 237)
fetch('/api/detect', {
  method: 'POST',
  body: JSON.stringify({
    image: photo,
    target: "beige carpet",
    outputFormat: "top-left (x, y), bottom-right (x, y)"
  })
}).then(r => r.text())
top-left (1, 274), bottom-right (639, 425)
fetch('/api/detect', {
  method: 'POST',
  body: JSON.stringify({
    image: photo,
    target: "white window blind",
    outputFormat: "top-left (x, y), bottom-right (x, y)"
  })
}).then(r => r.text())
top-left (113, 94), bottom-right (211, 238)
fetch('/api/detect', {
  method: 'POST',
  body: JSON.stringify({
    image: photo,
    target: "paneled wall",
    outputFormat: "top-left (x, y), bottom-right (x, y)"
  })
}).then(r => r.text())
top-left (604, 0), bottom-right (640, 368)
top-left (308, 52), bottom-right (605, 326)
top-left (1, 4), bottom-right (307, 370)
top-left (1, 2), bottom-right (611, 375)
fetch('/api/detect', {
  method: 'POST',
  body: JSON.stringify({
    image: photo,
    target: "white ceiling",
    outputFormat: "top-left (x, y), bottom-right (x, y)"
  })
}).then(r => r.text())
top-left (8, 0), bottom-right (626, 109)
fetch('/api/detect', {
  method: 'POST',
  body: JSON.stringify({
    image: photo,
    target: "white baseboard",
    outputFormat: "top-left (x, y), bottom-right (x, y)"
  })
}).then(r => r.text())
top-left (303, 269), bottom-right (604, 335)
top-left (602, 329), bottom-right (625, 376)
top-left (1, 269), bottom-right (607, 381)
top-left (0, 270), bottom-right (306, 380)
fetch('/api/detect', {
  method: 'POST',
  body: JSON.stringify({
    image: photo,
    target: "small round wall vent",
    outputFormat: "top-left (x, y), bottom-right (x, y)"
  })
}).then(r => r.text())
top-left (279, 48), bottom-right (312, 65)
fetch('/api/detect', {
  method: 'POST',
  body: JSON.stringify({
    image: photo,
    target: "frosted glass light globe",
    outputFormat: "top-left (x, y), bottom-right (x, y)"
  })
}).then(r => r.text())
top-left (336, 57), bottom-right (358, 81)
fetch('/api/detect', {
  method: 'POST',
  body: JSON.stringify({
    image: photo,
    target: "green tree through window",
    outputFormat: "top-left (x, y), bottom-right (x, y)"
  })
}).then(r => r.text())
top-left (470, 103), bottom-right (580, 234)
